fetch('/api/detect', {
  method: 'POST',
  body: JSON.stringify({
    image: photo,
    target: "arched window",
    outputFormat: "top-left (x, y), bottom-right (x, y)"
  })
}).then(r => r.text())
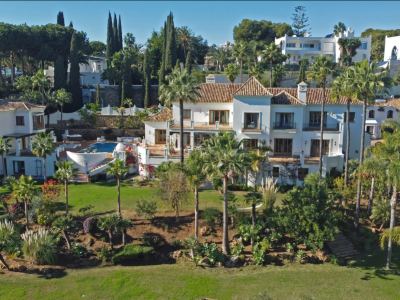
top-left (387, 110), bottom-right (394, 118)
top-left (362, 54), bottom-right (367, 60)
top-left (368, 110), bottom-right (375, 118)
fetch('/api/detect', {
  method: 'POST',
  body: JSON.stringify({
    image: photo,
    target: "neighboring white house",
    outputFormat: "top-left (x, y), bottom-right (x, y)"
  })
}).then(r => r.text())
top-left (0, 100), bottom-right (57, 178)
top-left (273, 27), bottom-right (371, 65)
top-left (365, 98), bottom-right (400, 139)
top-left (141, 77), bottom-right (371, 185)
top-left (44, 55), bottom-right (109, 87)
top-left (206, 74), bottom-right (250, 84)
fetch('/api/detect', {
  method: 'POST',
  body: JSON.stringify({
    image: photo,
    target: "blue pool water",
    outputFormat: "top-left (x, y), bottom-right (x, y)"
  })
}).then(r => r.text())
top-left (88, 142), bottom-right (118, 153)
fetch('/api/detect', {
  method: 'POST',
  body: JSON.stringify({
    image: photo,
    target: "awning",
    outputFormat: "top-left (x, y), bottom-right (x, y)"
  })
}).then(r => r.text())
top-left (365, 120), bottom-right (378, 125)
top-left (2, 132), bottom-right (36, 138)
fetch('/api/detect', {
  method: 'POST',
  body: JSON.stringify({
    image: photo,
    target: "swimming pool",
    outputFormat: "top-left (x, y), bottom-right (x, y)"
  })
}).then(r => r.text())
top-left (86, 142), bottom-right (118, 153)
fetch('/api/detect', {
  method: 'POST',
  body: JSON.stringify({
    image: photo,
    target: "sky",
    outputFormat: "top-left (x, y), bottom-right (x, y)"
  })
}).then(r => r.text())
top-left (1, 1), bottom-right (400, 46)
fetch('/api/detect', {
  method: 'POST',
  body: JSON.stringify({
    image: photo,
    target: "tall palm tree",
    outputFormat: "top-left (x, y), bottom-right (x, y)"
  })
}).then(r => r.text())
top-left (224, 63), bottom-right (239, 84)
top-left (159, 68), bottom-right (201, 164)
top-left (116, 217), bottom-right (132, 245)
top-left (14, 75), bottom-right (32, 98)
top-left (0, 137), bottom-right (11, 177)
top-left (273, 64), bottom-right (286, 86)
top-left (54, 161), bottom-right (79, 215)
top-left (101, 67), bottom-right (119, 85)
top-left (232, 42), bottom-right (249, 83)
top-left (98, 214), bottom-right (120, 249)
top-left (106, 158), bottom-right (128, 215)
top-left (53, 89), bottom-right (72, 134)
top-left (331, 69), bottom-right (356, 184)
top-left (307, 56), bottom-right (336, 176)
top-left (201, 132), bottom-right (251, 254)
top-left (248, 40), bottom-right (264, 66)
top-left (10, 175), bottom-right (37, 230)
top-left (243, 192), bottom-right (263, 247)
top-left (256, 140), bottom-right (272, 190)
top-left (350, 60), bottom-right (389, 230)
top-left (249, 64), bottom-right (264, 81)
top-left (262, 43), bottom-right (281, 88)
top-left (208, 47), bottom-right (231, 71)
top-left (31, 70), bottom-right (50, 105)
top-left (52, 216), bottom-right (75, 249)
top-left (184, 150), bottom-right (206, 238)
top-left (361, 156), bottom-right (387, 216)
top-left (30, 132), bottom-right (57, 183)
top-left (333, 22), bottom-right (347, 37)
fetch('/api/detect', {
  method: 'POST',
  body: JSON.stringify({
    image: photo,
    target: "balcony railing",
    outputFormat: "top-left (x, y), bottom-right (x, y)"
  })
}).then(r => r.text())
top-left (303, 123), bottom-right (339, 131)
top-left (242, 122), bottom-right (261, 130)
top-left (273, 122), bottom-right (296, 129)
top-left (33, 123), bottom-right (45, 130)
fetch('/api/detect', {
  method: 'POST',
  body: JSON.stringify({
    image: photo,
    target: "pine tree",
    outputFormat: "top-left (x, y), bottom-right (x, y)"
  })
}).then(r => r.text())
top-left (118, 15), bottom-right (123, 52)
top-left (185, 50), bottom-right (193, 74)
top-left (69, 21), bottom-right (73, 28)
top-left (57, 11), bottom-right (65, 26)
top-left (113, 13), bottom-right (119, 54)
top-left (165, 12), bottom-right (177, 74)
top-left (96, 83), bottom-right (101, 105)
top-left (68, 34), bottom-right (83, 111)
top-left (106, 12), bottom-right (114, 66)
top-left (158, 21), bottom-right (167, 87)
top-left (143, 49), bottom-right (151, 108)
top-left (54, 56), bottom-right (66, 90)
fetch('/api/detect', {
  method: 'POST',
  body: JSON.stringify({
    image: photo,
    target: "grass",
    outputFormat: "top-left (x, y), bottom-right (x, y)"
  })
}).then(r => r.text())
top-left (0, 249), bottom-right (399, 300)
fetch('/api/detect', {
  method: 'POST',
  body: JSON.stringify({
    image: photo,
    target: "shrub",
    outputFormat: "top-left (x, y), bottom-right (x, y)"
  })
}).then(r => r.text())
top-left (201, 207), bottom-right (220, 226)
top-left (149, 106), bottom-right (160, 114)
top-left (72, 242), bottom-right (90, 258)
top-left (278, 185), bottom-right (295, 193)
top-left (212, 177), bottom-right (222, 191)
top-left (142, 233), bottom-right (162, 247)
top-left (135, 197), bottom-right (158, 221)
top-left (21, 228), bottom-right (58, 265)
top-left (0, 219), bottom-right (21, 255)
top-left (285, 242), bottom-right (296, 253)
top-left (111, 244), bottom-right (154, 263)
top-left (184, 235), bottom-right (201, 258)
top-left (97, 246), bottom-right (111, 262)
top-left (170, 238), bottom-right (182, 249)
top-left (79, 205), bottom-right (94, 218)
top-left (296, 249), bottom-right (305, 263)
top-left (200, 242), bottom-right (224, 265)
top-left (83, 217), bottom-right (97, 235)
top-left (231, 243), bottom-right (244, 256)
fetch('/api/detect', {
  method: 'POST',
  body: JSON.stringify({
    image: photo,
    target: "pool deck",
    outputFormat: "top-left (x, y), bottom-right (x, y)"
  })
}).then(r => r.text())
top-left (57, 140), bottom-right (116, 161)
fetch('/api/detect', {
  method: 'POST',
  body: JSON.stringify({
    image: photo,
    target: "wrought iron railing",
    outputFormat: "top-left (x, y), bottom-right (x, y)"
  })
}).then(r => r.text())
top-left (302, 123), bottom-right (339, 131)
top-left (272, 122), bottom-right (296, 129)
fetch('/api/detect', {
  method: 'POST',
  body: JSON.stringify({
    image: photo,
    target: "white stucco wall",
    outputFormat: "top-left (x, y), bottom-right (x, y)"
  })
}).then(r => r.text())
top-left (66, 151), bottom-right (107, 173)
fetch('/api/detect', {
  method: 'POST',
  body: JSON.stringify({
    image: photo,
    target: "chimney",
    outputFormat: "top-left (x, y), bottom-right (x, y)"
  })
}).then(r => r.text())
top-left (297, 82), bottom-right (307, 103)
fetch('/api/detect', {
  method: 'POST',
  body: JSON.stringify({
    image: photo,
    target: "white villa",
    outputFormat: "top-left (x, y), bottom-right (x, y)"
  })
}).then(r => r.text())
top-left (44, 55), bottom-right (109, 87)
top-left (365, 98), bottom-right (400, 140)
top-left (0, 100), bottom-right (57, 178)
top-left (274, 27), bottom-right (371, 64)
top-left (141, 77), bottom-right (371, 185)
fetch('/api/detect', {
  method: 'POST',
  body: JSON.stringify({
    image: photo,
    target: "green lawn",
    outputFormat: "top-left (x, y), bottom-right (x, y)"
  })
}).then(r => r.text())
top-left (0, 250), bottom-right (399, 300)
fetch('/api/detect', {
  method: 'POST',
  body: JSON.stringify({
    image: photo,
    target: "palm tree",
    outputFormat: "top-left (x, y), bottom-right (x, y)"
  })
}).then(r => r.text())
top-left (380, 227), bottom-right (400, 254)
top-left (243, 192), bottom-right (263, 247)
top-left (98, 214), bottom-right (120, 249)
top-left (106, 158), bottom-right (128, 215)
top-left (224, 63), bottom-right (239, 84)
top-left (116, 218), bottom-right (132, 245)
top-left (307, 56), bottom-right (336, 176)
top-left (52, 216), bottom-right (75, 249)
top-left (331, 69), bottom-right (356, 184)
top-left (201, 132), bottom-right (251, 254)
top-left (273, 64), bottom-right (286, 86)
top-left (350, 60), bottom-right (389, 230)
top-left (10, 175), bottom-right (37, 230)
top-left (31, 70), bottom-right (50, 105)
top-left (54, 161), bottom-right (79, 215)
top-left (248, 40), bottom-right (264, 65)
top-left (361, 157), bottom-right (388, 216)
top-left (286, 53), bottom-right (292, 71)
top-left (370, 199), bottom-right (391, 231)
top-left (262, 43), bottom-right (281, 88)
top-left (184, 150), bottom-right (206, 238)
top-left (101, 67), bottom-right (119, 85)
top-left (159, 68), bottom-right (201, 164)
top-left (30, 132), bottom-right (57, 183)
top-left (232, 42), bottom-right (249, 83)
top-left (53, 89), bottom-right (72, 134)
top-left (256, 140), bottom-right (272, 190)
top-left (176, 26), bottom-right (193, 60)
top-left (14, 75), bottom-right (32, 98)
top-left (249, 64), bottom-right (264, 81)
top-left (333, 22), bottom-right (347, 37)
top-left (0, 137), bottom-right (11, 177)
top-left (208, 47), bottom-right (231, 71)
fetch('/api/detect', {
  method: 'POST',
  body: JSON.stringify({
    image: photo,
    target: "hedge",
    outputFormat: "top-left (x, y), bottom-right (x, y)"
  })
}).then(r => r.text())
top-left (111, 244), bottom-right (154, 263)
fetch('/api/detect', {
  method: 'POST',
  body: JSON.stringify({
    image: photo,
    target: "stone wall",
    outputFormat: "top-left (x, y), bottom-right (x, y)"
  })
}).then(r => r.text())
top-left (91, 85), bottom-right (160, 108)
top-left (51, 116), bottom-right (140, 130)
top-left (67, 128), bottom-right (145, 140)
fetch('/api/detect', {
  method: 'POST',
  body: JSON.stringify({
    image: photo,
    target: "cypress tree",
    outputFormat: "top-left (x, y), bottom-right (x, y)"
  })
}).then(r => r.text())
top-left (54, 56), bottom-right (66, 90)
top-left (175, 59), bottom-right (181, 71)
top-left (57, 11), bottom-right (65, 26)
top-left (297, 62), bottom-right (305, 84)
top-left (119, 54), bottom-right (133, 105)
top-left (113, 13), bottom-right (119, 54)
top-left (118, 15), bottom-right (123, 51)
top-left (68, 34), bottom-right (83, 112)
top-left (143, 49), bottom-right (151, 108)
top-left (69, 21), bottom-right (73, 28)
top-left (96, 83), bottom-right (101, 105)
top-left (165, 12), bottom-right (177, 74)
top-left (158, 21), bottom-right (167, 87)
top-left (185, 50), bottom-right (193, 74)
top-left (106, 12), bottom-right (114, 66)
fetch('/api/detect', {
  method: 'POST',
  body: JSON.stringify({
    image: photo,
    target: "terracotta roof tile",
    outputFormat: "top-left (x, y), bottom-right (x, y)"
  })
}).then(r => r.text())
top-left (232, 77), bottom-right (272, 96)
top-left (146, 108), bottom-right (173, 122)
top-left (271, 91), bottom-right (304, 105)
top-left (374, 98), bottom-right (400, 110)
top-left (0, 99), bottom-right (45, 111)
top-left (195, 83), bottom-right (241, 103)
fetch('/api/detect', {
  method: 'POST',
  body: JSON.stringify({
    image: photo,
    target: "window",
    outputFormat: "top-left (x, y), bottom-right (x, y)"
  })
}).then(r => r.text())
top-left (387, 110), bottom-right (394, 118)
top-left (368, 110), bottom-right (375, 118)
top-left (243, 139), bottom-right (258, 149)
top-left (16, 116), bottom-right (24, 126)
top-left (183, 109), bottom-right (191, 119)
top-left (98, 65), bottom-right (101, 71)
top-left (359, 43), bottom-right (367, 50)
top-left (298, 168), bottom-right (309, 180)
top-left (310, 139), bottom-right (330, 157)
top-left (274, 139), bottom-right (293, 156)
top-left (330, 167), bottom-right (337, 175)
top-left (243, 113), bottom-right (260, 129)
top-left (155, 130), bottom-right (166, 144)
top-left (33, 115), bottom-right (44, 130)
top-left (286, 43), bottom-right (296, 48)
top-left (209, 110), bottom-right (229, 124)
top-left (304, 43), bottom-right (315, 48)
top-left (275, 113), bottom-right (294, 128)
top-left (362, 54), bottom-right (367, 60)
top-left (366, 126), bottom-right (374, 134)
top-left (344, 112), bottom-right (355, 123)
top-left (309, 111), bottom-right (327, 126)
top-left (272, 167), bottom-right (280, 177)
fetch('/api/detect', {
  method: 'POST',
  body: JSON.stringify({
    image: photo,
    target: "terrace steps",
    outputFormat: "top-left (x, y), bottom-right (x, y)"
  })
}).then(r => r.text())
top-left (327, 232), bottom-right (360, 259)
top-left (69, 174), bottom-right (89, 183)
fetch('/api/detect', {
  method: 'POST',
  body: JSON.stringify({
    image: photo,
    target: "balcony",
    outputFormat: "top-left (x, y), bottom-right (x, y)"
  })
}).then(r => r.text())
top-left (303, 123), bottom-right (339, 131)
top-left (242, 122), bottom-right (261, 131)
top-left (33, 123), bottom-right (45, 130)
top-left (273, 122), bottom-right (296, 129)
top-left (169, 120), bottom-right (233, 131)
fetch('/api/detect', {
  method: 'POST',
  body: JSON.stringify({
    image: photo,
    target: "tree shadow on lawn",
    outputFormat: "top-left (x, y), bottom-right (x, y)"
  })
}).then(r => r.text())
top-left (347, 247), bottom-right (400, 281)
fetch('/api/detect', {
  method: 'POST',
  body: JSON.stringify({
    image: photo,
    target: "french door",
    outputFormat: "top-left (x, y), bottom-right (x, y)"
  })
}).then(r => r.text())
top-left (310, 139), bottom-right (330, 157)
top-left (155, 130), bottom-right (166, 144)
top-left (274, 139), bottom-right (293, 156)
